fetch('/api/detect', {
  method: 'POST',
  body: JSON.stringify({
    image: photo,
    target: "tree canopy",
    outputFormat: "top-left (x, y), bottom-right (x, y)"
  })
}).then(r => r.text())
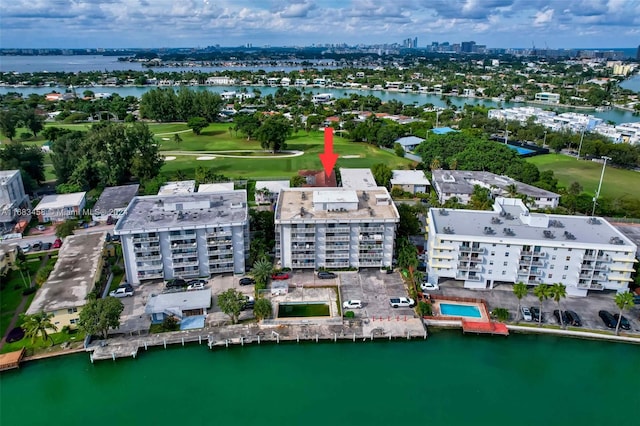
top-left (78, 297), bottom-right (124, 339)
top-left (217, 288), bottom-right (247, 324)
top-left (255, 115), bottom-right (292, 153)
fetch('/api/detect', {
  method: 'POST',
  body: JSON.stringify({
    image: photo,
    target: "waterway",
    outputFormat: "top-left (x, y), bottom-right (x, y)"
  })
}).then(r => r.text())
top-left (1, 332), bottom-right (638, 426)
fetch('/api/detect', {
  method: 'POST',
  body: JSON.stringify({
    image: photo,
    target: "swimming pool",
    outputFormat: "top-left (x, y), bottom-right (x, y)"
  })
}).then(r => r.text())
top-left (440, 303), bottom-right (482, 318)
top-left (507, 145), bottom-right (535, 155)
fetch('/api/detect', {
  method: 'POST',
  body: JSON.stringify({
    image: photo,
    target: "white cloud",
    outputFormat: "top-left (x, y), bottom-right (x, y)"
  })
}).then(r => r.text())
top-left (533, 7), bottom-right (554, 26)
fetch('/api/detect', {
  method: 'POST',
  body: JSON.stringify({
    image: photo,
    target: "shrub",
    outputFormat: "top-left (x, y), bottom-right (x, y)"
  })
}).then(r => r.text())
top-left (344, 311), bottom-right (355, 318)
top-left (417, 301), bottom-right (432, 317)
top-left (111, 264), bottom-right (122, 275)
top-left (22, 287), bottom-right (37, 295)
top-left (491, 308), bottom-right (510, 322)
top-left (162, 315), bottom-right (180, 331)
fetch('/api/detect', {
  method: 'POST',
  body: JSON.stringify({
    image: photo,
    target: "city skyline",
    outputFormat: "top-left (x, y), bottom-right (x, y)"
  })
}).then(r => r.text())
top-left (0, 0), bottom-right (639, 49)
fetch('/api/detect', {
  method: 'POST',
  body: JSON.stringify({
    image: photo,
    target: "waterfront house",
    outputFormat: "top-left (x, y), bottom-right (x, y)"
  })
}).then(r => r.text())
top-left (36, 192), bottom-right (86, 223)
top-left (145, 289), bottom-right (212, 324)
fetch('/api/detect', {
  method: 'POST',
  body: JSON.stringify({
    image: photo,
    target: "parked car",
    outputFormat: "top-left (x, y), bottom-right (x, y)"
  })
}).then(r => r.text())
top-left (242, 295), bottom-right (255, 310)
top-left (553, 310), bottom-right (569, 325)
top-left (36, 225), bottom-right (46, 231)
top-left (565, 310), bottom-right (582, 327)
top-left (166, 278), bottom-right (187, 289)
top-left (613, 314), bottom-right (631, 330)
top-left (317, 271), bottom-right (336, 279)
top-left (112, 234), bottom-right (120, 242)
top-left (389, 297), bottom-right (415, 308)
top-left (109, 286), bottom-right (133, 298)
top-left (52, 238), bottom-right (62, 249)
top-left (521, 306), bottom-right (533, 322)
top-left (343, 300), bottom-right (363, 309)
top-left (41, 242), bottom-right (52, 251)
top-left (530, 306), bottom-right (543, 322)
top-left (598, 310), bottom-right (616, 328)
top-left (420, 282), bottom-right (439, 292)
top-left (20, 243), bottom-right (31, 253)
top-left (31, 241), bottom-right (43, 251)
top-left (105, 233), bottom-right (112, 242)
top-left (271, 272), bottom-right (290, 280)
top-left (187, 281), bottom-right (206, 291)
top-left (239, 277), bottom-right (255, 286)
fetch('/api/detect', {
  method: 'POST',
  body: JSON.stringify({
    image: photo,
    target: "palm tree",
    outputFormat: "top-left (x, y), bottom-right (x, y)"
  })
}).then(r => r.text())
top-left (20, 311), bottom-right (58, 345)
top-left (506, 183), bottom-right (518, 197)
top-left (15, 257), bottom-right (31, 288)
top-left (614, 292), bottom-right (635, 336)
top-left (550, 283), bottom-right (567, 328)
top-left (429, 157), bottom-right (441, 171)
top-left (513, 282), bottom-right (528, 323)
top-left (533, 284), bottom-right (550, 327)
top-left (250, 257), bottom-right (273, 289)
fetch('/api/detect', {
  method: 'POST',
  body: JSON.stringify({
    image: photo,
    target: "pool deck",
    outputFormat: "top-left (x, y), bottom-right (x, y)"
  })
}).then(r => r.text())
top-left (423, 295), bottom-right (509, 336)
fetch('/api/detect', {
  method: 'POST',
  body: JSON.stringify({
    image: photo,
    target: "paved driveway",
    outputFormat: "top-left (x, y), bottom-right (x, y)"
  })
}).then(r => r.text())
top-left (339, 269), bottom-right (414, 319)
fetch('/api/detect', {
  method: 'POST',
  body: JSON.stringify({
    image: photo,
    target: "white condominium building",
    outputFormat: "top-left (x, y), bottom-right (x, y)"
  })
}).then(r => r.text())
top-left (426, 198), bottom-right (637, 297)
top-left (275, 188), bottom-right (399, 269)
top-left (115, 191), bottom-right (249, 285)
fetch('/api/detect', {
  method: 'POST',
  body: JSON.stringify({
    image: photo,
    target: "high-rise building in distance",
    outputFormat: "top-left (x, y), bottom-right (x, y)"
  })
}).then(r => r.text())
top-left (637, 44), bottom-right (640, 60)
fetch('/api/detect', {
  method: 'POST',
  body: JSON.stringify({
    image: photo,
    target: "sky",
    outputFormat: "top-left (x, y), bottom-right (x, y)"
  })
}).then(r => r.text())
top-left (0, 0), bottom-right (639, 49)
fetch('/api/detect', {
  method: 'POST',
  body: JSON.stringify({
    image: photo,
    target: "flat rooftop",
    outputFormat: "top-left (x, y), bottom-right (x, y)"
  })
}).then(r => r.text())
top-left (255, 180), bottom-right (290, 193)
top-left (145, 289), bottom-right (212, 314)
top-left (92, 184), bottom-right (139, 215)
top-left (115, 191), bottom-right (248, 234)
top-left (27, 232), bottom-right (106, 314)
top-left (276, 187), bottom-right (399, 223)
top-left (0, 170), bottom-right (19, 185)
top-left (430, 205), bottom-right (636, 249)
top-left (37, 192), bottom-right (86, 210)
top-left (432, 170), bottom-right (559, 199)
top-left (158, 180), bottom-right (196, 195)
top-left (390, 170), bottom-right (431, 186)
top-left (339, 168), bottom-right (377, 189)
top-left (197, 183), bottom-right (234, 193)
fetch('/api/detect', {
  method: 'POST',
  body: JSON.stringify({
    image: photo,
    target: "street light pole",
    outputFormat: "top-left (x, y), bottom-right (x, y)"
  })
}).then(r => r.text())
top-left (543, 131), bottom-right (547, 147)
top-left (577, 126), bottom-right (586, 160)
top-left (591, 156), bottom-right (611, 216)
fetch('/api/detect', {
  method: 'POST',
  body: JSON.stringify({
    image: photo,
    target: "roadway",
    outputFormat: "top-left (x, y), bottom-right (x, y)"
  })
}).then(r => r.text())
top-left (0, 224), bottom-right (115, 248)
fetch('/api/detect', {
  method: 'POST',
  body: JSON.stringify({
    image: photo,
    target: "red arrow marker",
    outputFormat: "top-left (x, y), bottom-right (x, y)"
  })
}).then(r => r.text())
top-left (319, 127), bottom-right (338, 177)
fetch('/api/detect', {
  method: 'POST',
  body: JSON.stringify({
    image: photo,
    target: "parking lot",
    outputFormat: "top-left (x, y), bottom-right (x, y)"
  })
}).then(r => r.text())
top-left (437, 280), bottom-right (640, 333)
top-left (340, 269), bottom-right (415, 319)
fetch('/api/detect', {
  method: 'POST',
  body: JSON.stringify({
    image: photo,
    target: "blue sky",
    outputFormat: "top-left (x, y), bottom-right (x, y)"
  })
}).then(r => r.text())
top-left (0, 0), bottom-right (639, 49)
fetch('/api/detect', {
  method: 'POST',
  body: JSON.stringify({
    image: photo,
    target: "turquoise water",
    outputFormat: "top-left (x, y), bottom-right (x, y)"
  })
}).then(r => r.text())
top-left (4, 332), bottom-right (636, 426)
top-left (440, 303), bottom-right (482, 318)
top-left (507, 145), bottom-right (536, 155)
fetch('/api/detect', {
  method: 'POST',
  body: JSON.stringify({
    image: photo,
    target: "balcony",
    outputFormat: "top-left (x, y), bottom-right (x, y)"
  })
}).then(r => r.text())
top-left (359, 253), bottom-right (383, 259)
top-left (361, 226), bottom-right (384, 233)
top-left (458, 264), bottom-right (482, 272)
top-left (327, 252), bottom-right (350, 259)
top-left (174, 270), bottom-right (200, 278)
top-left (135, 254), bottom-right (161, 261)
top-left (138, 272), bottom-right (163, 280)
top-left (528, 270), bottom-right (543, 277)
top-left (466, 275), bottom-right (482, 282)
top-left (133, 245), bottom-right (160, 253)
top-left (460, 246), bottom-right (484, 254)
top-left (583, 255), bottom-right (609, 262)
top-left (579, 273), bottom-right (592, 280)
top-left (132, 235), bottom-right (159, 243)
top-left (292, 253), bottom-right (315, 260)
top-left (359, 235), bottom-right (383, 242)
top-left (292, 261), bottom-right (315, 268)
top-left (137, 263), bottom-right (163, 271)
top-left (531, 260), bottom-right (545, 267)
top-left (326, 261), bottom-right (349, 268)
top-left (207, 230), bottom-right (232, 237)
top-left (172, 250), bottom-right (198, 259)
top-left (326, 226), bottom-right (350, 233)
top-left (210, 266), bottom-right (234, 273)
top-left (521, 250), bottom-right (545, 257)
top-left (359, 260), bottom-right (382, 266)
top-left (326, 235), bottom-right (350, 242)
top-left (326, 244), bottom-right (348, 250)
top-left (207, 238), bottom-right (232, 245)
top-left (292, 235), bottom-right (316, 242)
top-left (169, 232), bottom-right (196, 241)
top-left (208, 249), bottom-right (233, 256)
top-left (171, 242), bottom-right (197, 250)
top-left (172, 260), bottom-right (199, 268)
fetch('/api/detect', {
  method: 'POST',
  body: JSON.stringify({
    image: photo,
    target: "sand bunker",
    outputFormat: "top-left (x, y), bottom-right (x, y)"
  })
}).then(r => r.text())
top-left (196, 156), bottom-right (216, 160)
top-left (341, 155), bottom-right (361, 158)
top-left (164, 156), bottom-right (177, 161)
top-left (162, 137), bottom-right (170, 141)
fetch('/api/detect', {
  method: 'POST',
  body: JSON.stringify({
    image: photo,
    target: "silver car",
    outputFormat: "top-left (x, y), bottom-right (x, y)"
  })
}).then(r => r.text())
top-left (521, 306), bottom-right (533, 321)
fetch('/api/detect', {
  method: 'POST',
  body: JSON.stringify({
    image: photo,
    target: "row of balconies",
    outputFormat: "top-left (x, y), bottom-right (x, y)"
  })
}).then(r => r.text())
top-left (169, 232), bottom-right (196, 241)
top-left (132, 235), bottom-right (159, 243)
top-left (135, 254), bottom-right (161, 261)
top-left (138, 272), bottom-right (163, 280)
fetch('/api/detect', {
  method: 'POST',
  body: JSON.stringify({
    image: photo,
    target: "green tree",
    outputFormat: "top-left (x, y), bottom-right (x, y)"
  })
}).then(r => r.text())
top-left (533, 284), bottom-right (550, 327)
top-left (0, 142), bottom-right (45, 189)
top-left (15, 256), bottom-right (32, 288)
top-left (217, 288), bottom-right (246, 324)
top-left (55, 220), bottom-right (76, 238)
top-left (78, 297), bottom-right (124, 339)
top-left (20, 108), bottom-right (45, 137)
top-left (371, 163), bottom-right (392, 187)
top-left (251, 258), bottom-right (274, 289)
top-left (396, 204), bottom-right (421, 237)
top-left (614, 292), bottom-right (635, 336)
top-left (20, 311), bottom-right (57, 345)
top-left (233, 113), bottom-right (261, 140)
top-left (550, 283), bottom-right (567, 328)
top-left (187, 116), bottom-right (208, 135)
top-left (0, 110), bottom-right (17, 141)
top-left (394, 143), bottom-right (405, 157)
top-left (253, 297), bottom-right (273, 321)
top-left (512, 282), bottom-right (528, 323)
top-left (162, 315), bottom-right (180, 331)
top-left (173, 133), bottom-right (183, 144)
top-left (255, 115), bottom-right (292, 153)
top-left (290, 175), bottom-right (306, 187)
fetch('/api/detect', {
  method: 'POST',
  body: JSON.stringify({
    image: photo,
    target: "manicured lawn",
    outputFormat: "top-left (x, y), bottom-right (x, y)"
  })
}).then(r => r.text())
top-left (527, 154), bottom-right (640, 201)
top-left (1, 329), bottom-right (85, 355)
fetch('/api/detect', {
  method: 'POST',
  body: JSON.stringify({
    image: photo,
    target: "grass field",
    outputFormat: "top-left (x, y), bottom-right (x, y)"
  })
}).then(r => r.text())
top-left (2, 122), bottom-right (415, 182)
top-left (527, 154), bottom-right (640, 201)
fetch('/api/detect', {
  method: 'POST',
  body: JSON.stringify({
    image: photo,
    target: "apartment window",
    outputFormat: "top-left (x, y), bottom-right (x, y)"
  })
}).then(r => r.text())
top-left (490, 251), bottom-right (495, 256)
top-left (566, 256), bottom-right (571, 261)
top-left (505, 252), bottom-right (509, 257)
top-left (488, 270), bottom-right (493, 274)
top-left (553, 248), bottom-right (558, 251)
top-left (70, 319), bottom-right (77, 325)
top-left (492, 244), bottom-right (496, 247)
top-left (552, 255), bottom-right (556, 260)
top-left (550, 265), bottom-right (555, 270)
top-left (503, 261), bottom-right (508, 266)
top-left (564, 266), bottom-right (569, 270)
top-left (489, 260), bottom-right (494, 266)
top-left (548, 274), bottom-right (553, 279)
top-left (502, 271), bottom-right (506, 275)
top-left (67, 308), bottom-right (77, 314)
top-left (562, 275), bottom-right (567, 279)
top-left (568, 248), bottom-right (572, 252)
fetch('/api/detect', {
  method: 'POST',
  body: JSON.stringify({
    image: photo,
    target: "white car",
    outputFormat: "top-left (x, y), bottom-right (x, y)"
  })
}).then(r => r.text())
top-left (521, 306), bottom-right (533, 322)
top-left (389, 297), bottom-right (415, 308)
top-left (343, 300), bottom-right (363, 309)
top-left (109, 286), bottom-right (133, 298)
top-left (187, 282), bottom-right (205, 291)
top-left (420, 282), bottom-right (439, 291)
